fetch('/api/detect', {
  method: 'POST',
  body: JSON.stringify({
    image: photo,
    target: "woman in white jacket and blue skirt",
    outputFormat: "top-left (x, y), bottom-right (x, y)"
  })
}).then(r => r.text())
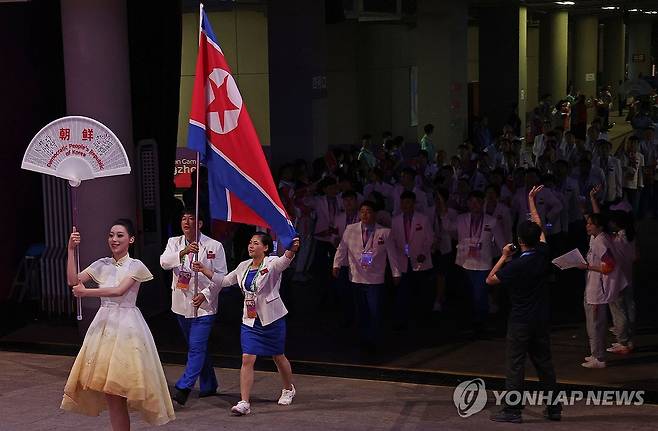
top-left (193, 232), bottom-right (300, 416)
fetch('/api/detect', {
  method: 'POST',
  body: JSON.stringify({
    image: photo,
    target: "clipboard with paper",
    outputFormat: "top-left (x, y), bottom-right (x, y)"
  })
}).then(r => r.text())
top-left (551, 248), bottom-right (587, 270)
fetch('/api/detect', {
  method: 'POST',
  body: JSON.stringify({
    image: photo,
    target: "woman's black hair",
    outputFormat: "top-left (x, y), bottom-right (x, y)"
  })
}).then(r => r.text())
top-left (251, 231), bottom-right (274, 254)
top-left (111, 218), bottom-right (136, 237)
top-left (586, 212), bottom-right (608, 231)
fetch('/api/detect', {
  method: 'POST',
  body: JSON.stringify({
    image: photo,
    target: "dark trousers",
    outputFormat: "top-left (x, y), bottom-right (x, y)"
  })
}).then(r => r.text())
top-left (396, 266), bottom-right (435, 326)
top-left (353, 283), bottom-right (384, 345)
top-left (176, 314), bottom-right (218, 393)
top-left (334, 266), bottom-right (355, 326)
top-left (312, 240), bottom-right (336, 305)
top-left (504, 320), bottom-right (561, 413)
top-left (465, 270), bottom-right (489, 325)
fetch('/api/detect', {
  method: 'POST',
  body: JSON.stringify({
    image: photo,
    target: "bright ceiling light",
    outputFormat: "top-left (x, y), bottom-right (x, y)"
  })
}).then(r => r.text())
top-left (629, 8), bottom-right (639, 12)
top-left (555, 1), bottom-right (575, 5)
top-left (601, 6), bottom-right (619, 10)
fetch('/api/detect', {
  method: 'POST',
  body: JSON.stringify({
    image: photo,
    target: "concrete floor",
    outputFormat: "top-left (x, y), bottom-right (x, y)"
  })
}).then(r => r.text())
top-left (1, 351), bottom-right (657, 431)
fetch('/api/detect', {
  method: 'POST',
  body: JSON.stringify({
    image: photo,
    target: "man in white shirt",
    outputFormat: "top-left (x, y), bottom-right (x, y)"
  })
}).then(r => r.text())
top-left (160, 209), bottom-right (228, 405)
top-left (390, 191), bottom-right (434, 328)
top-left (592, 140), bottom-right (623, 205)
top-left (440, 191), bottom-right (506, 334)
top-left (333, 201), bottom-right (401, 350)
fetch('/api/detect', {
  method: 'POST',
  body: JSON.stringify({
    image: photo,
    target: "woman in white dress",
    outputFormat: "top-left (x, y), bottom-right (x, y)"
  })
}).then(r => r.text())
top-left (62, 219), bottom-right (175, 430)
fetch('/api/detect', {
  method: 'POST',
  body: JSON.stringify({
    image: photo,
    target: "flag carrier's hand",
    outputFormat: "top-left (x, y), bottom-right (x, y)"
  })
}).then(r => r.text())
top-left (68, 227), bottom-right (81, 250)
top-left (192, 293), bottom-right (206, 307)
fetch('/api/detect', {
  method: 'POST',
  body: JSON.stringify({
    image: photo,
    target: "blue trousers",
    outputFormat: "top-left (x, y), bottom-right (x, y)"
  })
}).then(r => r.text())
top-left (353, 283), bottom-right (384, 345)
top-left (175, 314), bottom-right (218, 393)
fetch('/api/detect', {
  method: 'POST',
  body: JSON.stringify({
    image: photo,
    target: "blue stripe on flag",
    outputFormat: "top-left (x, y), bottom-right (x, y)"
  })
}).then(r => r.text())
top-left (188, 123), bottom-right (207, 163)
top-left (201, 9), bottom-right (220, 46)
top-left (205, 147), bottom-right (297, 248)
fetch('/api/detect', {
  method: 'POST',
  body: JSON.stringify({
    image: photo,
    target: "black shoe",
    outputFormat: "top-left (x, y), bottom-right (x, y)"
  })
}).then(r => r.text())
top-left (172, 387), bottom-right (191, 406)
top-left (490, 409), bottom-right (522, 423)
top-left (544, 408), bottom-right (562, 421)
top-left (199, 389), bottom-right (218, 398)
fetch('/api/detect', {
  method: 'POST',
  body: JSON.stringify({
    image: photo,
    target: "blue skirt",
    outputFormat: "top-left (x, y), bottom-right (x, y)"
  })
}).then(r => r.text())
top-left (241, 316), bottom-right (286, 356)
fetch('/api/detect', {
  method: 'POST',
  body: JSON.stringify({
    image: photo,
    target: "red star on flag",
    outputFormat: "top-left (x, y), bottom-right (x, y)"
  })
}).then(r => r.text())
top-left (208, 73), bottom-right (239, 132)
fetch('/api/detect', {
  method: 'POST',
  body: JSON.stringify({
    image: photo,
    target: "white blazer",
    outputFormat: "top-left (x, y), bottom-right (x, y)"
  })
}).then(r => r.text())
top-left (390, 211), bottom-right (434, 273)
top-left (333, 222), bottom-right (401, 284)
top-left (219, 255), bottom-right (294, 327)
top-left (444, 213), bottom-right (505, 271)
top-left (160, 233), bottom-right (228, 318)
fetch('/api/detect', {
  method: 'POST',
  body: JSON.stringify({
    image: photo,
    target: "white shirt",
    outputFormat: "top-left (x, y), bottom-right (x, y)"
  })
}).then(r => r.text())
top-left (160, 233), bottom-right (228, 318)
top-left (592, 156), bottom-right (623, 202)
top-left (620, 152), bottom-right (645, 190)
top-left (585, 233), bottom-right (626, 304)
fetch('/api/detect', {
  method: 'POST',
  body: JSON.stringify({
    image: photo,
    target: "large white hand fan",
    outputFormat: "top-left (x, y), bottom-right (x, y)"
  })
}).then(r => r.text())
top-left (22, 116), bottom-right (131, 186)
top-left (22, 116), bottom-right (132, 320)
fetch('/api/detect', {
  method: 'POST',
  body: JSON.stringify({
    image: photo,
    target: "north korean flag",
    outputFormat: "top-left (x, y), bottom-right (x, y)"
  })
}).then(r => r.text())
top-left (187, 5), bottom-right (297, 248)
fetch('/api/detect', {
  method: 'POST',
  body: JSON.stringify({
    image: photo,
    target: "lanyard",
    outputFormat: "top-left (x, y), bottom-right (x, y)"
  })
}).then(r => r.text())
top-left (404, 214), bottom-right (412, 243)
top-left (470, 214), bottom-right (484, 239)
top-left (241, 260), bottom-right (265, 293)
top-left (362, 225), bottom-right (375, 251)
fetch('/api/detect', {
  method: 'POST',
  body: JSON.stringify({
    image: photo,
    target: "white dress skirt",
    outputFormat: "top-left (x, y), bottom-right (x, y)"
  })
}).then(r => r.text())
top-left (61, 256), bottom-right (175, 426)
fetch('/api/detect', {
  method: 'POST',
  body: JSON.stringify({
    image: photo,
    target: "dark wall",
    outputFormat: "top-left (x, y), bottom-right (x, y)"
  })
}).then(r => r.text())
top-left (268, 0), bottom-right (323, 170)
top-left (126, 0), bottom-right (182, 246)
top-left (478, 6), bottom-right (520, 135)
top-left (0, 1), bottom-right (66, 301)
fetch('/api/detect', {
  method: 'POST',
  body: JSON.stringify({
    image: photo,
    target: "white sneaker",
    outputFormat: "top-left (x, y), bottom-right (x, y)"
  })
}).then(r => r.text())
top-left (607, 344), bottom-right (632, 354)
top-left (581, 358), bottom-right (606, 368)
top-left (584, 355), bottom-right (594, 362)
top-left (231, 400), bottom-right (251, 416)
top-left (278, 384), bottom-right (296, 405)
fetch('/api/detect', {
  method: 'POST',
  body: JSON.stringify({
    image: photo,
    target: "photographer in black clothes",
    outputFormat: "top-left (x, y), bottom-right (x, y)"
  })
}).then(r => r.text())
top-left (486, 185), bottom-right (562, 423)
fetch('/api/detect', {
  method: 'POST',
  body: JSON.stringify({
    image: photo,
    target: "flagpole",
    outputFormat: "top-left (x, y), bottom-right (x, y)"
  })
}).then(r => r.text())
top-left (71, 186), bottom-right (83, 321)
top-left (190, 2), bottom-right (204, 319)
top-left (198, 3), bottom-right (203, 44)
top-left (193, 151), bottom-right (200, 318)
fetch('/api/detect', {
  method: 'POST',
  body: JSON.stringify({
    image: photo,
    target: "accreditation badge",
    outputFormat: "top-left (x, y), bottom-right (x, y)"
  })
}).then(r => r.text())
top-left (467, 240), bottom-right (482, 259)
top-left (176, 270), bottom-right (191, 290)
top-left (245, 293), bottom-right (257, 319)
top-left (360, 250), bottom-right (374, 268)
